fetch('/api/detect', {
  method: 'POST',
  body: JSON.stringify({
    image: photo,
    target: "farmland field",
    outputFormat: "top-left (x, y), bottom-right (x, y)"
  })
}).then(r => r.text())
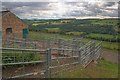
top-left (91, 19), bottom-right (118, 26)
top-left (87, 33), bottom-right (115, 40)
top-left (86, 33), bottom-right (120, 42)
top-left (66, 31), bottom-right (84, 36)
top-left (45, 28), bottom-right (60, 33)
top-left (28, 19), bottom-right (118, 35)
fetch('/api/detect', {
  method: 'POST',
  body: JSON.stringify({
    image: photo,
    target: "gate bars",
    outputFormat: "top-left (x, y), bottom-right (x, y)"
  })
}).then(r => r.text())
top-left (45, 41), bottom-right (102, 78)
top-left (1, 38), bottom-right (102, 78)
top-left (1, 48), bottom-right (50, 78)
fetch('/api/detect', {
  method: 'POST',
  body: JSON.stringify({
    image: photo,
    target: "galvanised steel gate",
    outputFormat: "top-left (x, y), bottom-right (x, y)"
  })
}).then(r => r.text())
top-left (1, 38), bottom-right (102, 78)
top-left (46, 41), bottom-right (102, 78)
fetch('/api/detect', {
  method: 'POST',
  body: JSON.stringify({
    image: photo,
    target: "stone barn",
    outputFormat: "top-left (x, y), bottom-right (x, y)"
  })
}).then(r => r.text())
top-left (0, 10), bottom-right (28, 39)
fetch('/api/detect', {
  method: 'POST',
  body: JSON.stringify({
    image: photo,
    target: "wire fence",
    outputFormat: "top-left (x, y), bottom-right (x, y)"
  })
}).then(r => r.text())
top-left (1, 38), bottom-right (102, 78)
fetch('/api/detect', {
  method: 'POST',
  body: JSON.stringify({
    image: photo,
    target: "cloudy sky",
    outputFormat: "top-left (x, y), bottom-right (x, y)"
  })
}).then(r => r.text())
top-left (1, 0), bottom-right (119, 19)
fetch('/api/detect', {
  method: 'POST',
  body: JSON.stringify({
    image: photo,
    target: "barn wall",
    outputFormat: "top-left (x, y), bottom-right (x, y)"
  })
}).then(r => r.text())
top-left (2, 12), bottom-right (28, 39)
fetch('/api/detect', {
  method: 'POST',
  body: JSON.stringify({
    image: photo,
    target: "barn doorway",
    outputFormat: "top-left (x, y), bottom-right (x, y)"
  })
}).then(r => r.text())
top-left (23, 28), bottom-right (28, 39)
top-left (6, 28), bottom-right (13, 39)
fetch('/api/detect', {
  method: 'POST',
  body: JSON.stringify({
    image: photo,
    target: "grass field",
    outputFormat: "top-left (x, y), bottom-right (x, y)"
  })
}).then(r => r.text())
top-left (28, 31), bottom-right (78, 40)
top-left (91, 19), bottom-right (118, 26)
top-left (81, 38), bottom-right (119, 51)
top-left (87, 33), bottom-right (115, 40)
top-left (58, 59), bottom-right (118, 78)
top-left (66, 31), bottom-right (84, 36)
top-left (45, 28), bottom-right (60, 33)
top-left (28, 31), bottom-right (120, 51)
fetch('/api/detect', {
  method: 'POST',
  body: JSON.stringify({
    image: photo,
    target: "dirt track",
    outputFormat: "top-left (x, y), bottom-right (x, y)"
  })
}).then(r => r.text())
top-left (101, 49), bottom-right (118, 64)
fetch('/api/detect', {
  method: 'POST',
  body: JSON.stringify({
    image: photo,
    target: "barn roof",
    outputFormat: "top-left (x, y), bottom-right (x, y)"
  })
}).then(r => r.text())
top-left (0, 10), bottom-right (28, 27)
top-left (0, 10), bottom-right (10, 17)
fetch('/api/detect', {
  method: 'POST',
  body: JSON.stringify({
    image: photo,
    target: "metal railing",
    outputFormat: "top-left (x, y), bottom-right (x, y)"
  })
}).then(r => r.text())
top-left (45, 41), bottom-right (102, 78)
top-left (1, 48), bottom-right (52, 78)
top-left (1, 38), bottom-right (102, 78)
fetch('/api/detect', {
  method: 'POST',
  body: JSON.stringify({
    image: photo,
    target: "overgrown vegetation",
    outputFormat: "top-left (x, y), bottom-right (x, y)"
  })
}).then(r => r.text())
top-left (2, 50), bottom-right (42, 67)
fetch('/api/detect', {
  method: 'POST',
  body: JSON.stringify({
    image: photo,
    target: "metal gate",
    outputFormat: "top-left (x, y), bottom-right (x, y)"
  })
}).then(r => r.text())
top-left (1, 48), bottom-right (52, 78)
top-left (1, 38), bottom-right (102, 78)
top-left (45, 41), bottom-right (102, 78)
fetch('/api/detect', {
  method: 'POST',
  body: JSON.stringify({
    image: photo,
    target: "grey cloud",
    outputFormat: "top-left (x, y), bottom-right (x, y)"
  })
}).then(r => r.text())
top-left (2, 2), bottom-right (49, 7)
top-left (2, 2), bottom-right (53, 17)
top-left (101, 9), bottom-right (118, 17)
top-left (102, 2), bottom-right (115, 7)
top-left (82, 2), bottom-right (117, 17)
top-left (1, 2), bottom-right (118, 19)
top-left (84, 3), bottom-right (103, 13)
top-left (2, 2), bottom-right (51, 10)
top-left (64, 2), bottom-right (102, 17)
top-left (66, 11), bottom-right (85, 17)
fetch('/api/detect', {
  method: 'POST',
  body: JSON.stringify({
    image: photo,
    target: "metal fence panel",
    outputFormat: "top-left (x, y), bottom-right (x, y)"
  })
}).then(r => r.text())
top-left (1, 38), bottom-right (102, 78)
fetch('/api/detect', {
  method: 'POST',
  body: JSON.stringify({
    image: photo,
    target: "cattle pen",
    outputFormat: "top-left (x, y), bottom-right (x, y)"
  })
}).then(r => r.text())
top-left (1, 38), bottom-right (102, 78)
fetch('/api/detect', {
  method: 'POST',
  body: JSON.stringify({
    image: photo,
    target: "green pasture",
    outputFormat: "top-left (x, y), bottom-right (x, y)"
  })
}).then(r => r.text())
top-left (58, 59), bottom-right (118, 78)
top-left (45, 28), bottom-right (61, 33)
top-left (28, 31), bottom-right (78, 40)
top-left (66, 31), bottom-right (84, 36)
top-left (87, 33), bottom-right (115, 40)
top-left (91, 19), bottom-right (118, 26)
